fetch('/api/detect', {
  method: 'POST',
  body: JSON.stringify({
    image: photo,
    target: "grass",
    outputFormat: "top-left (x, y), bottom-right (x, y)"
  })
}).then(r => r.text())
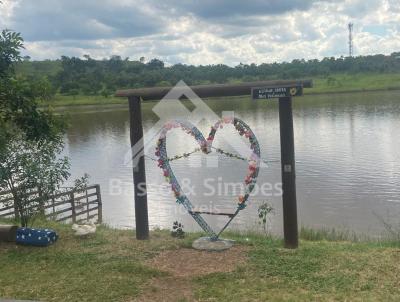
top-left (299, 226), bottom-right (362, 242)
top-left (42, 72), bottom-right (400, 107)
top-left (1, 220), bottom-right (400, 301)
top-left (309, 72), bottom-right (400, 94)
top-left (43, 95), bottom-right (126, 107)
top-left (195, 238), bottom-right (400, 301)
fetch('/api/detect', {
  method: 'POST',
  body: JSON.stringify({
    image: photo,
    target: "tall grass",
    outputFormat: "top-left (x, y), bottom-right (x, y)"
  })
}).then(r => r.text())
top-left (300, 226), bottom-right (361, 242)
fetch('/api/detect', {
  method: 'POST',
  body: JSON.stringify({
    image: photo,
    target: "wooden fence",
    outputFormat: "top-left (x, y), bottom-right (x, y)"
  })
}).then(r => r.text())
top-left (0, 185), bottom-right (102, 224)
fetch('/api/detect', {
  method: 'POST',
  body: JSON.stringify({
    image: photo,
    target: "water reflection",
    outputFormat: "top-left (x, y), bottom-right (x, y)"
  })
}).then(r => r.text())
top-left (62, 90), bottom-right (400, 237)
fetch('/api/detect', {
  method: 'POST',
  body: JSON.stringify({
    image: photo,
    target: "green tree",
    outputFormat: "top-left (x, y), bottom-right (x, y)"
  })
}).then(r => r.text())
top-left (0, 134), bottom-right (70, 226)
top-left (0, 30), bottom-right (64, 145)
top-left (0, 30), bottom-right (78, 226)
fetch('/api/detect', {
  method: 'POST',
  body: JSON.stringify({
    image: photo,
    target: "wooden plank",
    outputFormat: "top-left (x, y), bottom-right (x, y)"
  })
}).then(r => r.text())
top-left (56, 214), bottom-right (74, 222)
top-left (0, 196), bottom-right (14, 203)
top-left (0, 190), bottom-right (12, 196)
top-left (57, 209), bottom-right (99, 223)
top-left (74, 206), bottom-right (99, 217)
top-left (70, 192), bottom-right (76, 223)
top-left (49, 206), bottom-right (73, 217)
top-left (43, 198), bottom-right (73, 209)
top-left (0, 204), bottom-right (16, 211)
top-left (0, 211), bottom-right (14, 218)
top-left (76, 213), bottom-right (98, 224)
top-left (116, 80), bottom-right (313, 100)
top-left (1, 201), bottom-right (99, 218)
top-left (96, 184), bottom-right (102, 223)
top-left (0, 185), bottom-right (98, 201)
top-left (74, 192), bottom-right (97, 202)
top-left (74, 200), bottom-right (99, 210)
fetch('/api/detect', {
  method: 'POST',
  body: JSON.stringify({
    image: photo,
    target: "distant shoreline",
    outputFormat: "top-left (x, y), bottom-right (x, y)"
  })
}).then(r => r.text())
top-left (46, 86), bottom-right (400, 109)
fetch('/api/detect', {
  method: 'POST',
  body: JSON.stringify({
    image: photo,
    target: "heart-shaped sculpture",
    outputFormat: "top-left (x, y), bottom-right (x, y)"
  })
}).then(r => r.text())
top-left (155, 117), bottom-right (260, 239)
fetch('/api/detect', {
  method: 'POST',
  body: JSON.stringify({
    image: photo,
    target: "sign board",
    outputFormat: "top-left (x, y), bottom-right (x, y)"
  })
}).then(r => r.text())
top-left (251, 85), bottom-right (303, 100)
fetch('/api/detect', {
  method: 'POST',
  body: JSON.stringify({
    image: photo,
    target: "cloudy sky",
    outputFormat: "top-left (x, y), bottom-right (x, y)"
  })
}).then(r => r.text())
top-left (1, 0), bottom-right (399, 65)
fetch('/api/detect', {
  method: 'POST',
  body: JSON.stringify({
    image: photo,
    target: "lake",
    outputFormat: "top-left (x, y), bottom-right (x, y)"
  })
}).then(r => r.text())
top-left (62, 90), bottom-right (400, 237)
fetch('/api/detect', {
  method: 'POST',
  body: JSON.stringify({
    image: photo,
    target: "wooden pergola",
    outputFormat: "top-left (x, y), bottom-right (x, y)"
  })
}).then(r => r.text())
top-left (116, 79), bottom-right (313, 248)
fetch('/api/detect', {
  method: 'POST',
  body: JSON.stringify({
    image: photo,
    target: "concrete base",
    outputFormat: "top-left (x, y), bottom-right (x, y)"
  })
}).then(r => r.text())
top-left (192, 236), bottom-right (235, 251)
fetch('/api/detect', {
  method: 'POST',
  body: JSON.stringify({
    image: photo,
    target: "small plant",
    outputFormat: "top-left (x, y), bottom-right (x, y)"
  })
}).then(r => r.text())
top-left (171, 221), bottom-right (185, 239)
top-left (258, 201), bottom-right (274, 234)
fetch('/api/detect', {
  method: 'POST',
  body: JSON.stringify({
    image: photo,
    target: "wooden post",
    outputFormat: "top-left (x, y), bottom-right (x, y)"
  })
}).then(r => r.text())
top-left (128, 96), bottom-right (149, 240)
top-left (279, 96), bottom-right (299, 248)
top-left (96, 184), bottom-right (103, 224)
top-left (86, 188), bottom-right (89, 221)
top-left (70, 192), bottom-right (76, 223)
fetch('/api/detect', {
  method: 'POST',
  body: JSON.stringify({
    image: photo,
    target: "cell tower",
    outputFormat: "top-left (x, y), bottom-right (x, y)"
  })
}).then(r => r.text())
top-left (348, 23), bottom-right (354, 57)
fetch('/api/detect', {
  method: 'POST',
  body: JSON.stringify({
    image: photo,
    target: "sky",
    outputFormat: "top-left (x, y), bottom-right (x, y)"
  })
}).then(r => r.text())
top-left (0, 0), bottom-right (399, 66)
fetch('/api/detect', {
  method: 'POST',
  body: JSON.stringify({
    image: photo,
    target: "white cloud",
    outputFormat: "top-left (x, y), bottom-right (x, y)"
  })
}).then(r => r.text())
top-left (1, 0), bottom-right (399, 65)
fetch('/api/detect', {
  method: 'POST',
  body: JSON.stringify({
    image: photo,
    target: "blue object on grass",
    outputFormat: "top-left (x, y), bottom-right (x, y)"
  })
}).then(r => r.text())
top-left (16, 227), bottom-right (58, 246)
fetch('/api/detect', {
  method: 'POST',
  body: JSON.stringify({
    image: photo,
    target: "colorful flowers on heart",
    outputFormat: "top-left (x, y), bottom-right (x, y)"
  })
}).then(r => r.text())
top-left (156, 118), bottom-right (260, 208)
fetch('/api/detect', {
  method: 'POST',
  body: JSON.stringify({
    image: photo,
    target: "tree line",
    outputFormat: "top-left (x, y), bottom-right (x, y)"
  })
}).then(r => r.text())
top-left (16, 52), bottom-right (400, 98)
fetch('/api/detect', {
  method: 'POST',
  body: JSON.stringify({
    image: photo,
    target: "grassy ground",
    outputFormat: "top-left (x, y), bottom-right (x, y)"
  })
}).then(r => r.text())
top-left (43, 72), bottom-right (400, 107)
top-left (309, 72), bottom-right (400, 94)
top-left (1, 220), bottom-right (399, 301)
top-left (46, 94), bottom-right (126, 107)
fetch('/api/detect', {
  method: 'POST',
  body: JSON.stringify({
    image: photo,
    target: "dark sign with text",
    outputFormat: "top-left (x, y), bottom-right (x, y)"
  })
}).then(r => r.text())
top-left (251, 85), bottom-right (303, 99)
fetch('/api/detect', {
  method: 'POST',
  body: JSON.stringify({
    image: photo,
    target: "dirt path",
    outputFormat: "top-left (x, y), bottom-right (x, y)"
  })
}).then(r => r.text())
top-left (134, 245), bottom-right (249, 301)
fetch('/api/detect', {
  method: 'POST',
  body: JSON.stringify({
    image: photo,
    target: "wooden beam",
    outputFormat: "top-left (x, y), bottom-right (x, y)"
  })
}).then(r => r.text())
top-left (116, 80), bottom-right (313, 100)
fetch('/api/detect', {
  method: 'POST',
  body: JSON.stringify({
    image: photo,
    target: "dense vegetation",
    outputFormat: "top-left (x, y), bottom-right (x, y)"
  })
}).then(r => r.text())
top-left (0, 30), bottom-right (83, 226)
top-left (17, 52), bottom-right (400, 98)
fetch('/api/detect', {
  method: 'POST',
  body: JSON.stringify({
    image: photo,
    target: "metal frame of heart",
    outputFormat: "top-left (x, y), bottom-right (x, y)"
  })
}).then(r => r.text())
top-left (155, 117), bottom-right (261, 239)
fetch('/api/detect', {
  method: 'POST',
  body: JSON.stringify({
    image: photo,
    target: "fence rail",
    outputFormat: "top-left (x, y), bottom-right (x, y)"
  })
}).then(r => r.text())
top-left (0, 185), bottom-right (102, 224)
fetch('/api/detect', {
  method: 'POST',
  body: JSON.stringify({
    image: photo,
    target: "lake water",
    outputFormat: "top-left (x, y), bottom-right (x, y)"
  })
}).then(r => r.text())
top-left (62, 90), bottom-right (400, 237)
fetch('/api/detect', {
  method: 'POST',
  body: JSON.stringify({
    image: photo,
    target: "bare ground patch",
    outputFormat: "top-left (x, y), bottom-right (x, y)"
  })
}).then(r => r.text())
top-left (145, 245), bottom-right (249, 278)
top-left (133, 245), bottom-right (250, 301)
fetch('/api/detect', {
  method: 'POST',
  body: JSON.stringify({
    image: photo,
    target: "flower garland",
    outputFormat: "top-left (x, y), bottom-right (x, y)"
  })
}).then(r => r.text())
top-left (155, 118), bottom-right (260, 209)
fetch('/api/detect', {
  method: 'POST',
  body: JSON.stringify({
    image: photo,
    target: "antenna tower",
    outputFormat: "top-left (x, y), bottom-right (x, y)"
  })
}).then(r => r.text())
top-left (348, 23), bottom-right (354, 57)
